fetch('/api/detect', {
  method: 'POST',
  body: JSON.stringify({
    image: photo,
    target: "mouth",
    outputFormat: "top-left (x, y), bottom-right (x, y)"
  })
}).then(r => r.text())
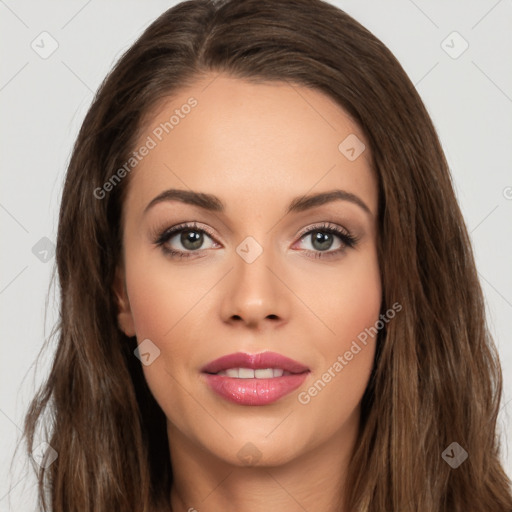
top-left (201, 351), bottom-right (310, 406)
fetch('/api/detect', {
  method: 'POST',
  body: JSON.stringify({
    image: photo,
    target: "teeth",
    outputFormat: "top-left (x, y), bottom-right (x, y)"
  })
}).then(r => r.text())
top-left (216, 368), bottom-right (287, 378)
top-left (239, 368), bottom-right (254, 379)
top-left (255, 368), bottom-right (274, 378)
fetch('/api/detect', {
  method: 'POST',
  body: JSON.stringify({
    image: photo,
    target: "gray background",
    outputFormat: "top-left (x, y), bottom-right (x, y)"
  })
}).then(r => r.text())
top-left (1, 0), bottom-right (511, 509)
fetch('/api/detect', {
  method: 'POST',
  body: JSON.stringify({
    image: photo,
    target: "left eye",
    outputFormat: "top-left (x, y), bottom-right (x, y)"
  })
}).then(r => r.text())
top-left (294, 224), bottom-right (359, 258)
top-left (297, 230), bottom-right (343, 252)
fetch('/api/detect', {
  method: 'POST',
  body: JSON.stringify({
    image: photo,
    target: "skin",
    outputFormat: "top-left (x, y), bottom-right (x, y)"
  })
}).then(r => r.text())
top-left (114, 74), bottom-right (381, 512)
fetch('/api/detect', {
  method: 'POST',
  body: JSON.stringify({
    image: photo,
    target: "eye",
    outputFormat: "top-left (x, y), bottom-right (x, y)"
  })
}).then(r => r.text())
top-left (153, 222), bottom-right (219, 259)
top-left (294, 222), bottom-right (359, 259)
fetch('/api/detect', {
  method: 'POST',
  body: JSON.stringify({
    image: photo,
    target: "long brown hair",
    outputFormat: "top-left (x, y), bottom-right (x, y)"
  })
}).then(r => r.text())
top-left (23, 0), bottom-right (512, 510)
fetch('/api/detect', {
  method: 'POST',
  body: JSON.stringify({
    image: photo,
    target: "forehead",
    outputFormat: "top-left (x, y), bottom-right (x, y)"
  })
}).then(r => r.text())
top-left (124, 74), bottom-right (377, 218)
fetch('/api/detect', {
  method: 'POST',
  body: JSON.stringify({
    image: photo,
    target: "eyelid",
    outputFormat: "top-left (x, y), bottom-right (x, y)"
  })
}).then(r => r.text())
top-left (295, 221), bottom-right (352, 240)
top-left (152, 221), bottom-right (218, 245)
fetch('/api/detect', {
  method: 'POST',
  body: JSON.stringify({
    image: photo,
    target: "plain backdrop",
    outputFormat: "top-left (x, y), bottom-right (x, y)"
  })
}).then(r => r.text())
top-left (1, 0), bottom-right (511, 510)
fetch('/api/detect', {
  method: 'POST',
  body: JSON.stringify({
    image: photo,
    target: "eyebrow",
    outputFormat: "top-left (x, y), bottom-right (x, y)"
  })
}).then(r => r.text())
top-left (144, 188), bottom-right (372, 217)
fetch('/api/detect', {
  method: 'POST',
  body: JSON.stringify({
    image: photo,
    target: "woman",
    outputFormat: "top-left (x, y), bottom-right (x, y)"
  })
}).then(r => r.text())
top-left (23, 0), bottom-right (512, 510)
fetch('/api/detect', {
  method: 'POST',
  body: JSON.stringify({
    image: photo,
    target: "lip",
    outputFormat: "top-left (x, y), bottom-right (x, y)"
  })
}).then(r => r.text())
top-left (201, 351), bottom-right (310, 406)
top-left (201, 351), bottom-right (309, 374)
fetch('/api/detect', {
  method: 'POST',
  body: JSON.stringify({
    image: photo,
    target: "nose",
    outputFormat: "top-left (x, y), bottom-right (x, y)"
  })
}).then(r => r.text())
top-left (219, 245), bottom-right (290, 329)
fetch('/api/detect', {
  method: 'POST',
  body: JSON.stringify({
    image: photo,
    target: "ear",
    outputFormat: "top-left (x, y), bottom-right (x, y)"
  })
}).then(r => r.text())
top-left (112, 265), bottom-right (136, 337)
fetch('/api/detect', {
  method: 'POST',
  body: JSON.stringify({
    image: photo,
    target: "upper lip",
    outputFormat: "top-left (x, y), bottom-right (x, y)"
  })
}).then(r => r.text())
top-left (201, 351), bottom-right (310, 375)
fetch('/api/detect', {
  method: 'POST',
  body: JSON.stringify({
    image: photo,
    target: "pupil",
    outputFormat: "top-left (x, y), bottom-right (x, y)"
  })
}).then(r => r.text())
top-left (181, 230), bottom-right (203, 250)
top-left (312, 231), bottom-right (332, 251)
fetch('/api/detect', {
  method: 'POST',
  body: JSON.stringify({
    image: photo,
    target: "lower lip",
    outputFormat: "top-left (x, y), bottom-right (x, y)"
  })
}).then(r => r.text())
top-left (203, 372), bottom-right (309, 406)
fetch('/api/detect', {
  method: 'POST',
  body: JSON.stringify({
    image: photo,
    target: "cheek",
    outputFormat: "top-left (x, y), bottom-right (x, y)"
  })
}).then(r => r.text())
top-left (122, 247), bottom-right (217, 397)
top-left (297, 248), bottom-right (381, 413)
top-left (123, 255), bottom-right (198, 423)
top-left (126, 275), bottom-right (178, 339)
top-left (123, 247), bottom-right (202, 339)
top-left (333, 258), bottom-right (382, 344)
top-left (304, 247), bottom-right (382, 353)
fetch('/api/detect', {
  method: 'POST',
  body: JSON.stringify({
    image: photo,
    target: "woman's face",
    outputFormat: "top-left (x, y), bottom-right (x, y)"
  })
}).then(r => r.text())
top-left (115, 74), bottom-right (381, 468)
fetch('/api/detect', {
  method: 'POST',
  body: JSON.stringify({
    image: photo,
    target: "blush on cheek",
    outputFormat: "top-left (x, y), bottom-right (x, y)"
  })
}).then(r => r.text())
top-left (347, 260), bottom-right (382, 331)
top-left (126, 272), bottom-right (177, 339)
top-left (345, 302), bottom-right (381, 344)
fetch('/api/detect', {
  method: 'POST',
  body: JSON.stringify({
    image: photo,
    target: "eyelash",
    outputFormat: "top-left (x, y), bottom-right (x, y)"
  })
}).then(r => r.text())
top-left (153, 221), bottom-right (359, 260)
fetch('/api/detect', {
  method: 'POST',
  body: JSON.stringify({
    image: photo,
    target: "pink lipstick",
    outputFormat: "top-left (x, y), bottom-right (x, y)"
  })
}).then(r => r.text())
top-left (201, 351), bottom-right (310, 406)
